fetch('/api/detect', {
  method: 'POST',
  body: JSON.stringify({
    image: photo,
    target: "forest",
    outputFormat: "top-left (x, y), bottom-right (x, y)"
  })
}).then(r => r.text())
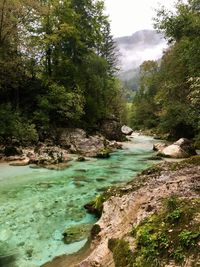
top-left (130, 0), bottom-right (200, 147)
top-left (0, 0), bottom-right (124, 144)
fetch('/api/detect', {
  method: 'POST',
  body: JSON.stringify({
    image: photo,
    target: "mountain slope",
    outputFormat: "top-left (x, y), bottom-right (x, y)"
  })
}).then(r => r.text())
top-left (115, 30), bottom-right (167, 100)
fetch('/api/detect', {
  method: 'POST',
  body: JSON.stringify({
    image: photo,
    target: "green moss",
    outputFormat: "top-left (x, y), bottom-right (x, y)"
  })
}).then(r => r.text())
top-left (130, 197), bottom-right (200, 266)
top-left (182, 155), bottom-right (200, 165)
top-left (0, 242), bottom-right (17, 267)
top-left (84, 194), bottom-right (106, 217)
top-left (108, 239), bottom-right (134, 267)
top-left (109, 197), bottom-right (200, 267)
top-left (141, 165), bottom-right (163, 175)
top-left (62, 224), bottom-right (92, 244)
top-left (96, 148), bottom-right (111, 159)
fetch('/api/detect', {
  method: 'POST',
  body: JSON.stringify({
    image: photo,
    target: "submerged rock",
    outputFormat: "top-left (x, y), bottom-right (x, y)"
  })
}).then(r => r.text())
top-left (42, 162), bottom-right (70, 170)
top-left (96, 149), bottom-right (111, 159)
top-left (77, 156), bottom-right (86, 162)
top-left (62, 224), bottom-right (92, 244)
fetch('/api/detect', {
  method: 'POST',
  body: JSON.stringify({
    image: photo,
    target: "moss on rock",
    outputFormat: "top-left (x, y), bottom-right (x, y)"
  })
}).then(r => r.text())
top-left (62, 224), bottom-right (92, 244)
top-left (96, 148), bottom-right (111, 159)
top-left (109, 197), bottom-right (200, 267)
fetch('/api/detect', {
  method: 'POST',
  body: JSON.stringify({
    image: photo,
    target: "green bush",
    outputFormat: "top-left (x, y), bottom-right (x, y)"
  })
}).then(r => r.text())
top-left (0, 103), bottom-right (38, 145)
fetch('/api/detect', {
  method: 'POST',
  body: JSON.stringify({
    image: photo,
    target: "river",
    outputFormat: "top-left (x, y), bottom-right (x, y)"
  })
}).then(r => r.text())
top-left (0, 133), bottom-right (159, 267)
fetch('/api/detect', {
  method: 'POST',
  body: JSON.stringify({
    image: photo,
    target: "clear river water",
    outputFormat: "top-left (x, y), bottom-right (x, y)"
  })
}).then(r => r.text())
top-left (0, 134), bottom-right (159, 267)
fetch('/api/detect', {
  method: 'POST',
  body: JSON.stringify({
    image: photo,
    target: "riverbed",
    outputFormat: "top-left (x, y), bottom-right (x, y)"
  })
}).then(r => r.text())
top-left (0, 134), bottom-right (159, 267)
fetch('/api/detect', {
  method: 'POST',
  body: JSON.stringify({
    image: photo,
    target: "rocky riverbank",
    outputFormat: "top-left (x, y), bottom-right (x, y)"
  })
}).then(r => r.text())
top-left (77, 156), bottom-right (200, 267)
top-left (0, 128), bottom-right (122, 168)
top-left (43, 156), bottom-right (200, 267)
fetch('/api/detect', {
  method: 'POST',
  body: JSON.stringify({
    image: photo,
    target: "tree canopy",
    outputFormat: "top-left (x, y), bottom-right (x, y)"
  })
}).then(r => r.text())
top-left (0, 0), bottom-right (123, 143)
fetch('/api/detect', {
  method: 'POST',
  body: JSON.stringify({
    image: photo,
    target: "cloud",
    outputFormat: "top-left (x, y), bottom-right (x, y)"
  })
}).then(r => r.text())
top-left (104, 0), bottom-right (176, 37)
top-left (117, 40), bottom-right (167, 71)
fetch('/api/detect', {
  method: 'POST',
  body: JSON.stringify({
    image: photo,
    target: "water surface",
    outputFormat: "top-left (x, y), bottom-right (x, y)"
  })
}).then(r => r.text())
top-left (0, 134), bottom-right (158, 267)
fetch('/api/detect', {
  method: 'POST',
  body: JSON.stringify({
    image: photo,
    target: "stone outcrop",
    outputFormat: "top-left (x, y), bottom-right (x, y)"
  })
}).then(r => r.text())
top-left (57, 128), bottom-right (121, 157)
top-left (0, 145), bottom-right (72, 167)
top-left (154, 138), bottom-right (197, 158)
top-left (100, 119), bottom-right (124, 141)
top-left (121, 125), bottom-right (133, 135)
top-left (31, 145), bottom-right (71, 165)
top-left (153, 143), bottom-right (167, 152)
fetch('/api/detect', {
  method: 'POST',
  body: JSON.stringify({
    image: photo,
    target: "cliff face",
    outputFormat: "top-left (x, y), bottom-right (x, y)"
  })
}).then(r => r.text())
top-left (77, 157), bottom-right (200, 267)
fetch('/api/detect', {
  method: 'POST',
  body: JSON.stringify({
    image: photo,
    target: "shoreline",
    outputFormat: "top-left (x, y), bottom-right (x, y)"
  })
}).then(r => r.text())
top-left (41, 239), bottom-right (93, 267)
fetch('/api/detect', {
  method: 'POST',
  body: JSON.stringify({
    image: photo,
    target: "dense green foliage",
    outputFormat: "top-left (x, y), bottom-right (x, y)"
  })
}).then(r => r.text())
top-left (131, 0), bottom-right (200, 144)
top-left (0, 0), bottom-right (123, 144)
top-left (109, 197), bottom-right (200, 267)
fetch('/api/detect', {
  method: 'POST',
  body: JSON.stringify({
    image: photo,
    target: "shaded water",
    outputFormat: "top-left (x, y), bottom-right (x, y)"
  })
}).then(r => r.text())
top-left (0, 134), bottom-right (159, 267)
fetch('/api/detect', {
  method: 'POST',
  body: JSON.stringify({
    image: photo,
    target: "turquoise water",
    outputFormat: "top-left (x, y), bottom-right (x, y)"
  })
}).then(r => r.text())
top-left (0, 134), bottom-right (158, 267)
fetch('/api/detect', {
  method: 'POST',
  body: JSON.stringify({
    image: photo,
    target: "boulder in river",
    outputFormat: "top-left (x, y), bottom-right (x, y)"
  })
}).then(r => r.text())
top-left (121, 125), bottom-right (133, 135)
top-left (28, 145), bottom-right (72, 166)
top-left (156, 138), bottom-right (197, 158)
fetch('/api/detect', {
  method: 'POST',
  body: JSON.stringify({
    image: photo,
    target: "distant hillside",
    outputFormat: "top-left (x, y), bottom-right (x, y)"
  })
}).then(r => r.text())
top-left (115, 30), bottom-right (167, 101)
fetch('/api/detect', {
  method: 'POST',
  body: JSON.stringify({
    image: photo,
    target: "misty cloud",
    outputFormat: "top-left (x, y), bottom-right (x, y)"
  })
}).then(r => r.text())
top-left (115, 30), bottom-right (168, 72)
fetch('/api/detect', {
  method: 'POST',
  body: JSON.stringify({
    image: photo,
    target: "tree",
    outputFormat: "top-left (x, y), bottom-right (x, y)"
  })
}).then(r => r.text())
top-left (130, 61), bottom-right (159, 129)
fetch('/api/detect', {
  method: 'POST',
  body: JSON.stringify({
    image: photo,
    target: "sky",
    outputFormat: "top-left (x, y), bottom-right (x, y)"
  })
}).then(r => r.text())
top-left (104, 0), bottom-right (176, 37)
